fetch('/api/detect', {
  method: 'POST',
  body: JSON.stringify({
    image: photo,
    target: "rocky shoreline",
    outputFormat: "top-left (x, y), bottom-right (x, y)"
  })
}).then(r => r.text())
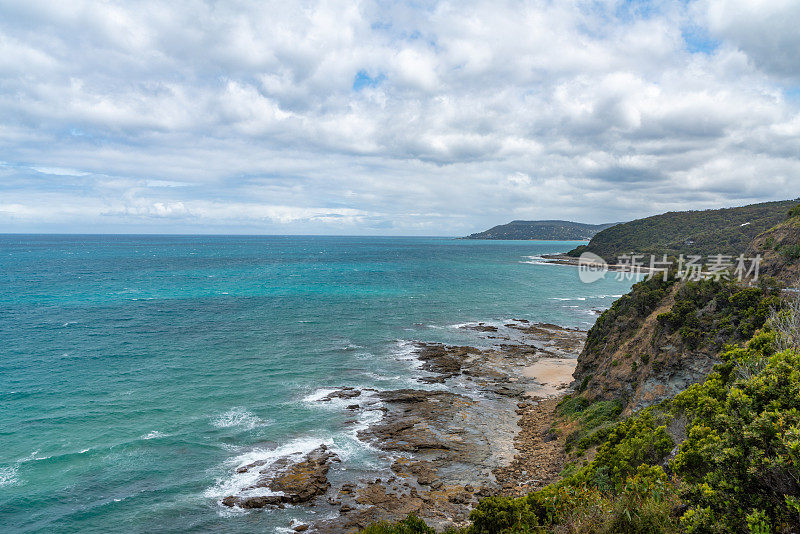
top-left (539, 253), bottom-right (659, 273)
top-left (218, 320), bottom-right (587, 532)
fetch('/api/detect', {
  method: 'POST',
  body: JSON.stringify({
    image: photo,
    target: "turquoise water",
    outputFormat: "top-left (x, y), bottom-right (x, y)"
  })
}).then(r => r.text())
top-left (0, 235), bottom-right (635, 533)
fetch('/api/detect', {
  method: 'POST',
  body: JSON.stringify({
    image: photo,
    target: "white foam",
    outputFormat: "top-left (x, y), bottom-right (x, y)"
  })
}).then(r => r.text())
top-left (0, 450), bottom-right (44, 487)
top-left (0, 465), bottom-right (19, 487)
top-left (141, 430), bottom-right (167, 440)
top-left (205, 436), bottom-right (336, 503)
top-left (350, 401), bottom-right (385, 433)
top-left (519, 254), bottom-right (551, 265)
top-left (360, 370), bottom-right (404, 381)
top-left (550, 297), bottom-right (586, 301)
top-left (392, 340), bottom-right (423, 369)
top-left (300, 387), bottom-right (391, 465)
top-left (303, 388), bottom-right (386, 432)
top-left (301, 388), bottom-right (338, 403)
top-left (211, 408), bottom-right (268, 431)
top-left (520, 254), bottom-right (563, 266)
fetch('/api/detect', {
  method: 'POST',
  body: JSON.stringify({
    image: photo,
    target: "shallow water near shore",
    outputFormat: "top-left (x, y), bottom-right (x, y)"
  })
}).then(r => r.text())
top-left (0, 235), bottom-right (636, 532)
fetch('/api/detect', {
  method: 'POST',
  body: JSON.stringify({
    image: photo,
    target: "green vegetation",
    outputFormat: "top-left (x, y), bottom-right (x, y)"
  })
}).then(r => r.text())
top-left (656, 278), bottom-right (781, 350)
top-left (364, 288), bottom-right (800, 534)
top-left (464, 220), bottom-right (617, 241)
top-left (780, 244), bottom-right (800, 260)
top-left (558, 397), bottom-right (622, 454)
top-left (469, 469), bottom-right (682, 534)
top-left (362, 516), bottom-right (439, 534)
top-left (565, 199), bottom-right (799, 261)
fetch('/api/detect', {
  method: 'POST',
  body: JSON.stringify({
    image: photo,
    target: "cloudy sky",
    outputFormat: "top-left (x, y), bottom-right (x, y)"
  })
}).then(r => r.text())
top-left (1, 0), bottom-right (799, 235)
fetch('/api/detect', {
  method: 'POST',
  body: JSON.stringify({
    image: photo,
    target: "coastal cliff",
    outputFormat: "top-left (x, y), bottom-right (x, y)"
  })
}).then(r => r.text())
top-left (364, 201), bottom-right (800, 533)
top-left (748, 208), bottom-right (800, 282)
top-left (571, 275), bottom-right (780, 414)
top-left (570, 205), bottom-right (800, 415)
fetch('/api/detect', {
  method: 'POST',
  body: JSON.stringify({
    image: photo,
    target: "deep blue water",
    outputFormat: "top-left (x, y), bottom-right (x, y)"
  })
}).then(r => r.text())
top-left (0, 235), bottom-right (635, 533)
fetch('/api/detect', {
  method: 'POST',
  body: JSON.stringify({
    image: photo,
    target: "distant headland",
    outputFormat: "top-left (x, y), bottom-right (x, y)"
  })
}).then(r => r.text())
top-left (463, 220), bottom-right (618, 241)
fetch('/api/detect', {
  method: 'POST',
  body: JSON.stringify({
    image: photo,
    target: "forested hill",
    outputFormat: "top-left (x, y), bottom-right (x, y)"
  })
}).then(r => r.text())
top-left (567, 199), bottom-right (799, 261)
top-left (464, 220), bottom-right (617, 240)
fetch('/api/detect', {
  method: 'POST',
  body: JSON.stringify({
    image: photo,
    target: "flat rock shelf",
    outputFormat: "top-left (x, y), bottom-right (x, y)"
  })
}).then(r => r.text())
top-left (220, 320), bottom-right (587, 532)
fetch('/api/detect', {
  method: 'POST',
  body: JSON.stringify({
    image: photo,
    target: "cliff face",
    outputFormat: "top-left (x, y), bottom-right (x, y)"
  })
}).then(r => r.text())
top-left (572, 275), bottom-right (780, 415)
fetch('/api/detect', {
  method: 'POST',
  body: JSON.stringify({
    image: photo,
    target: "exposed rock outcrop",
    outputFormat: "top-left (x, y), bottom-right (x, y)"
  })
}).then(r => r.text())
top-left (221, 445), bottom-right (338, 509)
top-left (572, 271), bottom-right (782, 414)
top-left (313, 323), bottom-right (587, 531)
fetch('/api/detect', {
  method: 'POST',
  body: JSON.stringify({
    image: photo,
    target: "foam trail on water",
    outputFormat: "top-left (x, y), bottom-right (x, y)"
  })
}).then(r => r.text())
top-left (212, 408), bottom-right (269, 431)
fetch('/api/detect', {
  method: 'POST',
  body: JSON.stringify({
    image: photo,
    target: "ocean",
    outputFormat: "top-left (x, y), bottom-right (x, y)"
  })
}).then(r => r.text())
top-left (0, 235), bottom-right (636, 533)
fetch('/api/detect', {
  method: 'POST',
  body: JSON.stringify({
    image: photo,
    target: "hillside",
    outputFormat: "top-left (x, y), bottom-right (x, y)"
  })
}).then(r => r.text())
top-left (571, 202), bottom-right (800, 415)
top-left (464, 220), bottom-right (616, 240)
top-left (747, 205), bottom-right (800, 282)
top-left (566, 199), bottom-right (799, 262)
top-left (571, 274), bottom-right (782, 414)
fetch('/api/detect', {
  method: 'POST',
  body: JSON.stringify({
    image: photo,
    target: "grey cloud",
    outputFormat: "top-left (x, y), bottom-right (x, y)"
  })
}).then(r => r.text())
top-left (590, 166), bottom-right (670, 184)
top-left (704, 0), bottom-right (800, 79)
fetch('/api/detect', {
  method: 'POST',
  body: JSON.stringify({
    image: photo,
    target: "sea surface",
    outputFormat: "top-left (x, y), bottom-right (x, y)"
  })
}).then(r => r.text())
top-left (0, 235), bottom-right (637, 533)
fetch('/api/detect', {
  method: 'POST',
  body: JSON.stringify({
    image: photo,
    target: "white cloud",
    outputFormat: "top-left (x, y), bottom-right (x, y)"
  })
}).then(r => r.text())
top-left (0, 0), bottom-right (798, 234)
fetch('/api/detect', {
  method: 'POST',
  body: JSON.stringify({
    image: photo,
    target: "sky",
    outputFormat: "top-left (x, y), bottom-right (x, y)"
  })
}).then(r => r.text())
top-left (0, 0), bottom-right (799, 235)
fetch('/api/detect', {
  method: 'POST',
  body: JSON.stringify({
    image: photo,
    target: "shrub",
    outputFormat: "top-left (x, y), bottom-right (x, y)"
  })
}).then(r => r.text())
top-left (671, 338), bottom-right (800, 533)
top-left (780, 244), bottom-right (800, 260)
top-left (656, 279), bottom-right (779, 350)
top-left (362, 516), bottom-right (438, 534)
top-left (467, 468), bottom-right (681, 534)
top-left (559, 398), bottom-right (623, 454)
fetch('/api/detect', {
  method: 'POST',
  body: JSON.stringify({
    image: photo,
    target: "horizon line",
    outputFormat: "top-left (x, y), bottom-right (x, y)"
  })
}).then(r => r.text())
top-left (0, 232), bottom-right (591, 241)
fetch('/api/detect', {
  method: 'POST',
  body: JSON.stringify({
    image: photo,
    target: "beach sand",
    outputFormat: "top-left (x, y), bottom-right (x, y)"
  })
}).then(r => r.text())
top-left (523, 357), bottom-right (578, 397)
